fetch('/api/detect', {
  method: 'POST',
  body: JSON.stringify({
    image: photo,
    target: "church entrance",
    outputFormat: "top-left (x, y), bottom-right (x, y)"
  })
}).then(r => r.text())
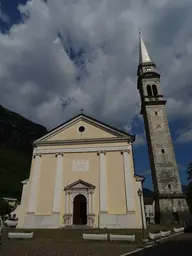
top-left (73, 194), bottom-right (87, 225)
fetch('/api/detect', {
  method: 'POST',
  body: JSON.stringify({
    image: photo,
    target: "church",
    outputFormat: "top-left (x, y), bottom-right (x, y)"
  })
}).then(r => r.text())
top-left (17, 113), bottom-right (146, 229)
top-left (17, 33), bottom-right (189, 229)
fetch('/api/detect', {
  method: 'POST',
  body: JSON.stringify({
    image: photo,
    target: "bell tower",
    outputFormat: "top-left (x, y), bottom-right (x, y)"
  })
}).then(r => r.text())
top-left (137, 33), bottom-right (190, 223)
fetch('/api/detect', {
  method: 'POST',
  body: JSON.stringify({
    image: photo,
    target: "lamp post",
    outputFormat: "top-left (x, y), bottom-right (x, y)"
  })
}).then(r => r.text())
top-left (137, 188), bottom-right (145, 239)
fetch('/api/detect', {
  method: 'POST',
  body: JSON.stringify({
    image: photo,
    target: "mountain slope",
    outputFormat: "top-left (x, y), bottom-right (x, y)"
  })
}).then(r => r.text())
top-left (143, 186), bottom-right (188, 199)
top-left (0, 105), bottom-right (47, 151)
top-left (0, 105), bottom-right (47, 199)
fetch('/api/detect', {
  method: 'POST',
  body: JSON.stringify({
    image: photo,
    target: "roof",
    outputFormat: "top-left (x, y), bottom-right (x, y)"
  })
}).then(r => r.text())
top-left (139, 33), bottom-right (152, 64)
top-left (34, 113), bottom-right (135, 144)
top-left (3, 197), bottom-right (18, 202)
top-left (21, 179), bottom-right (29, 185)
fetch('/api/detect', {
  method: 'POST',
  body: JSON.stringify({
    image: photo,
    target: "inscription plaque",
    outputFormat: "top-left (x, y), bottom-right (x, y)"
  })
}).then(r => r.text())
top-left (72, 160), bottom-right (89, 171)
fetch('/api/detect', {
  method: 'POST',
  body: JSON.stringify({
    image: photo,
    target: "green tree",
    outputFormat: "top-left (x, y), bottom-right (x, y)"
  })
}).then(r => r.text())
top-left (187, 162), bottom-right (192, 181)
top-left (187, 183), bottom-right (192, 213)
top-left (187, 162), bottom-right (192, 213)
top-left (0, 199), bottom-right (12, 218)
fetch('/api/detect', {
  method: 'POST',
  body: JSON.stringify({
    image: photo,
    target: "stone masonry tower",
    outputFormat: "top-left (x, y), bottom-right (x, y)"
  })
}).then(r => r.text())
top-left (137, 33), bottom-right (190, 223)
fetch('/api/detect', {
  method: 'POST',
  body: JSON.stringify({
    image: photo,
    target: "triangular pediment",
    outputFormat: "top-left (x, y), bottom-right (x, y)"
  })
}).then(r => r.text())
top-left (34, 114), bottom-right (134, 144)
top-left (64, 179), bottom-right (95, 190)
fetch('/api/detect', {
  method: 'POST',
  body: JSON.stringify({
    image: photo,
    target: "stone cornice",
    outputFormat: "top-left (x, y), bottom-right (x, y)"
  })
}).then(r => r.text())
top-left (154, 193), bottom-right (186, 199)
top-left (33, 137), bottom-right (134, 147)
top-left (34, 145), bottom-right (131, 155)
top-left (140, 100), bottom-right (167, 114)
top-left (142, 100), bottom-right (167, 107)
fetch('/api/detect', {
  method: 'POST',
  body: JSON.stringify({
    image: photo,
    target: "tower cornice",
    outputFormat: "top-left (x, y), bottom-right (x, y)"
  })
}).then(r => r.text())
top-left (140, 100), bottom-right (167, 114)
top-left (137, 62), bottom-right (156, 76)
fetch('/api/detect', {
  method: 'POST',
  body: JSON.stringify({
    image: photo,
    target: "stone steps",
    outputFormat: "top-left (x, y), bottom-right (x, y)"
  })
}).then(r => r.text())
top-left (63, 225), bottom-right (93, 229)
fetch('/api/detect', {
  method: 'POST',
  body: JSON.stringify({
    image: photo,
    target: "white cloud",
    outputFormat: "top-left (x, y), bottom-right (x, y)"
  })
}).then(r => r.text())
top-left (0, 0), bottom-right (192, 134)
top-left (175, 126), bottom-right (192, 143)
top-left (134, 134), bottom-right (146, 147)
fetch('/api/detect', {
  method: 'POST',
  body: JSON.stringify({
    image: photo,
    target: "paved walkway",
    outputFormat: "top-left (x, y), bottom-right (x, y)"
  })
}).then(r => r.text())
top-left (0, 235), bottom-right (137, 256)
top-left (126, 233), bottom-right (192, 256)
top-left (1, 230), bottom-right (191, 256)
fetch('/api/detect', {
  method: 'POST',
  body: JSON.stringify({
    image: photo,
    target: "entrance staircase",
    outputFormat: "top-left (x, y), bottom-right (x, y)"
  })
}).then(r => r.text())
top-left (62, 225), bottom-right (93, 229)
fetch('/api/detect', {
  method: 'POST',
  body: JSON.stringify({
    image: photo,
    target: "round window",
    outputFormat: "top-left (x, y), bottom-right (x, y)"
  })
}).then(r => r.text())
top-left (78, 126), bottom-right (85, 132)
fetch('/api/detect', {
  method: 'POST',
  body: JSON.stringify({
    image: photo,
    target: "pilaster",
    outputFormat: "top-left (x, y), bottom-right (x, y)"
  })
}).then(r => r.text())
top-left (53, 153), bottom-right (64, 213)
top-left (88, 192), bottom-right (92, 214)
top-left (97, 150), bottom-right (107, 212)
top-left (28, 154), bottom-right (42, 213)
top-left (121, 149), bottom-right (135, 211)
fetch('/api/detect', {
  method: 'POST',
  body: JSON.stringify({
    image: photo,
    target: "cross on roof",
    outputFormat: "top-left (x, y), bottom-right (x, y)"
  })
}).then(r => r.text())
top-left (80, 108), bottom-right (84, 114)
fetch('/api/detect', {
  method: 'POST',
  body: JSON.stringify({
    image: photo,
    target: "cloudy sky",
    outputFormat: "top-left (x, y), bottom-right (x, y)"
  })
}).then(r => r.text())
top-left (0, 0), bottom-right (192, 188)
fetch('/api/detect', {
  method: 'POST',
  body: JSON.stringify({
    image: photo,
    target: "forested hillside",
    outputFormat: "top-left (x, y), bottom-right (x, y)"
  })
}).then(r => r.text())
top-left (0, 105), bottom-right (47, 199)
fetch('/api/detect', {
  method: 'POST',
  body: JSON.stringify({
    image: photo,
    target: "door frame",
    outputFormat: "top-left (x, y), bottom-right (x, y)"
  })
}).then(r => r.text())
top-left (63, 180), bottom-right (95, 226)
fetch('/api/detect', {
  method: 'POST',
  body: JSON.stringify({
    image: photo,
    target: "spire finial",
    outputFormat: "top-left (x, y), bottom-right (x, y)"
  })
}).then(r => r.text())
top-left (80, 108), bottom-right (84, 114)
top-left (139, 33), bottom-right (151, 64)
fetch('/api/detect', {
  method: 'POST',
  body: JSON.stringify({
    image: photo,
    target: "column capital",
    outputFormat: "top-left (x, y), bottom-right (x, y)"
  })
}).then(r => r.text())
top-left (121, 149), bottom-right (130, 155)
top-left (87, 190), bottom-right (94, 195)
top-left (33, 153), bottom-right (42, 159)
top-left (97, 150), bottom-right (106, 156)
top-left (55, 152), bottom-right (64, 157)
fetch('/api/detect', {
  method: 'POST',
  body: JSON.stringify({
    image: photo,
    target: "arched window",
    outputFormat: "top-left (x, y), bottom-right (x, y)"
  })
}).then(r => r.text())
top-left (152, 84), bottom-right (158, 96)
top-left (147, 85), bottom-right (152, 97)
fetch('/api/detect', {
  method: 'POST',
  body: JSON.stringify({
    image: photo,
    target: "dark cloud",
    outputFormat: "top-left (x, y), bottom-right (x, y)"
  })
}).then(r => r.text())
top-left (0, 0), bottom-right (191, 139)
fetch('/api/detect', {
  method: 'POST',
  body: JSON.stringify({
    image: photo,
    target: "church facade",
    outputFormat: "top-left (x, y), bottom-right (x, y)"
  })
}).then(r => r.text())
top-left (18, 114), bottom-right (146, 229)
